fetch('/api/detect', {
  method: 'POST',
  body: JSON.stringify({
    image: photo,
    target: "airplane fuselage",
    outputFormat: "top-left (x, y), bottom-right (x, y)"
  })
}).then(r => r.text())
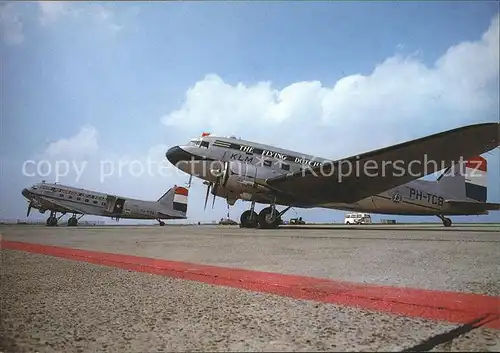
top-left (167, 135), bottom-right (487, 216)
top-left (22, 182), bottom-right (185, 221)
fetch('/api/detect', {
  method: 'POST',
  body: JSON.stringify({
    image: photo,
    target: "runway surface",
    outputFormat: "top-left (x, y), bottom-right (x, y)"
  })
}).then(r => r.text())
top-left (1, 224), bottom-right (499, 352)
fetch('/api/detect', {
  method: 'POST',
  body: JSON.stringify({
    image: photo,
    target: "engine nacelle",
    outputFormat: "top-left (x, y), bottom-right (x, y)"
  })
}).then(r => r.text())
top-left (29, 200), bottom-right (45, 213)
top-left (212, 161), bottom-right (268, 202)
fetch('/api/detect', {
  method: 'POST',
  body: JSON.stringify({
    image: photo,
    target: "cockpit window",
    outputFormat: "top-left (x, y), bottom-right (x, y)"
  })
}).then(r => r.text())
top-left (188, 139), bottom-right (202, 147)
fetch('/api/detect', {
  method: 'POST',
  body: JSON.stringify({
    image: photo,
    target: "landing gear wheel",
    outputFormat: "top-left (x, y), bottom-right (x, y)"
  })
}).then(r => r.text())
top-left (159, 221), bottom-right (165, 226)
top-left (438, 214), bottom-right (452, 227)
top-left (67, 217), bottom-right (78, 227)
top-left (258, 207), bottom-right (281, 229)
top-left (46, 216), bottom-right (58, 227)
top-left (240, 210), bottom-right (258, 228)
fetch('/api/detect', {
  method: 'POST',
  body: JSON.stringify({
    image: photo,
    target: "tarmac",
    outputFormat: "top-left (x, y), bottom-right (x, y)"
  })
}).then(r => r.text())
top-left (1, 223), bottom-right (499, 352)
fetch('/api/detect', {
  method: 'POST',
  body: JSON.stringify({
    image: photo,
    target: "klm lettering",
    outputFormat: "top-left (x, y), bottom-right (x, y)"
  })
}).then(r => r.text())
top-left (230, 153), bottom-right (253, 163)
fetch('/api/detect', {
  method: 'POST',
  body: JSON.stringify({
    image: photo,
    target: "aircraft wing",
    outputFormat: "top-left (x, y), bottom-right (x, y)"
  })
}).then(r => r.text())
top-left (445, 200), bottom-right (500, 213)
top-left (36, 195), bottom-right (94, 215)
top-left (264, 123), bottom-right (500, 205)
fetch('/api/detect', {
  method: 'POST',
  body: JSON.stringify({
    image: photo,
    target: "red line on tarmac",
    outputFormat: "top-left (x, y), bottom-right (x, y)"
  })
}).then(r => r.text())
top-left (3, 240), bottom-right (500, 329)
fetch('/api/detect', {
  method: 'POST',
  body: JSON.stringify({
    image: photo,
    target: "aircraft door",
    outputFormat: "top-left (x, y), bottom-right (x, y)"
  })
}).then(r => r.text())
top-left (113, 198), bottom-right (126, 214)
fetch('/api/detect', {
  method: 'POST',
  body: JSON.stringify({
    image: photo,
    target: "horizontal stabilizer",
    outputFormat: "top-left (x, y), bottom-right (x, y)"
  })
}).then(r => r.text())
top-left (445, 199), bottom-right (500, 213)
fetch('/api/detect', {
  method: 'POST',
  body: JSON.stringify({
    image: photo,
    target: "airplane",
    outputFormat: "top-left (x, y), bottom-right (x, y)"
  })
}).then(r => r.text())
top-left (165, 122), bottom-right (500, 229)
top-left (21, 181), bottom-right (189, 227)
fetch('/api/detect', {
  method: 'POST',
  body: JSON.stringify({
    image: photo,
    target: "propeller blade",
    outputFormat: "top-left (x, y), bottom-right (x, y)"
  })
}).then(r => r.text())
top-left (27, 202), bottom-right (32, 217)
top-left (204, 183), bottom-right (211, 210)
top-left (186, 175), bottom-right (193, 188)
top-left (211, 178), bottom-right (220, 209)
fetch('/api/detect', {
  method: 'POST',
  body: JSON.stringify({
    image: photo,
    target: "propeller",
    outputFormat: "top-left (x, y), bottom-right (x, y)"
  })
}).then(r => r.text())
top-left (204, 181), bottom-right (211, 210)
top-left (211, 177), bottom-right (220, 209)
top-left (27, 201), bottom-right (32, 217)
top-left (203, 160), bottom-right (231, 210)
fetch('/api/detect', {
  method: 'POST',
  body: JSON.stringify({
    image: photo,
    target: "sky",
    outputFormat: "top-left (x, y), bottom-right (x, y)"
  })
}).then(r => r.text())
top-left (1, 1), bottom-right (499, 224)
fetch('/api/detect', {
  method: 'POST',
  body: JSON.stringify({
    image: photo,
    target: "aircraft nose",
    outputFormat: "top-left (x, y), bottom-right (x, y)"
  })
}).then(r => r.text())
top-left (21, 188), bottom-right (30, 198)
top-left (166, 146), bottom-right (191, 166)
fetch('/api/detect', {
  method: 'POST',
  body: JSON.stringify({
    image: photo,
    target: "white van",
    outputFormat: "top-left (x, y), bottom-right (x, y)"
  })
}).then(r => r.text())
top-left (344, 213), bottom-right (372, 225)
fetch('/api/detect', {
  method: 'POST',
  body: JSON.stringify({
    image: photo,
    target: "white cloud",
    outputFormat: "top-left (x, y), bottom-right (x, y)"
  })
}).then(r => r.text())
top-left (38, 1), bottom-right (72, 25)
top-left (162, 13), bottom-right (499, 159)
top-left (88, 4), bottom-right (123, 32)
top-left (43, 125), bottom-right (99, 158)
top-left (0, 2), bottom-right (24, 45)
top-left (31, 126), bottom-right (190, 205)
top-left (37, 1), bottom-right (123, 32)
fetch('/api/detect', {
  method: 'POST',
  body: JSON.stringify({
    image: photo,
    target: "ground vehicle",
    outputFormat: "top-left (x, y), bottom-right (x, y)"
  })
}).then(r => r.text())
top-left (289, 217), bottom-right (305, 225)
top-left (344, 213), bottom-right (372, 224)
top-left (220, 218), bottom-right (238, 225)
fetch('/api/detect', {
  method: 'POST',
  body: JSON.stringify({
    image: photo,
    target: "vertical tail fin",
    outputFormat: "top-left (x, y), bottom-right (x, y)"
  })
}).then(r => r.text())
top-left (464, 156), bottom-right (487, 202)
top-left (157, 185), bottom-right (189, 218)
top-left (437, 156), bottom-right (487, 202)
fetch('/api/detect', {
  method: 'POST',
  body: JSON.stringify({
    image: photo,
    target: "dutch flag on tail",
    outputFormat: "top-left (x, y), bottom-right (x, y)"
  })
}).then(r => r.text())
top-left (157, 185), bottom-right (189, 215)
top-left (465, 156), bottom-right (487, 202)
top-left (172, 186), bottom-right (188, 213)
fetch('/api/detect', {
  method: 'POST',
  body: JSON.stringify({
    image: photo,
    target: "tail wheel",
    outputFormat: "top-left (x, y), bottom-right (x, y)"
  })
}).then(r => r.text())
top-left (443, 218), bottom-right (452, 227)
top-left (258, 207), bottom-right (281, 229)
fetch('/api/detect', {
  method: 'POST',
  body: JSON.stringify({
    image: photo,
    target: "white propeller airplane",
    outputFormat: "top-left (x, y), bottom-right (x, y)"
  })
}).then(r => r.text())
top-left (165, 123), bottom-right (500, 229)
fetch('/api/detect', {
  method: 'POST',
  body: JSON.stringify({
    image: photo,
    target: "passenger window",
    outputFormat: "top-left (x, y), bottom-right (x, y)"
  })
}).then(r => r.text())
top-left (281, 163), bottom-right (290, 171)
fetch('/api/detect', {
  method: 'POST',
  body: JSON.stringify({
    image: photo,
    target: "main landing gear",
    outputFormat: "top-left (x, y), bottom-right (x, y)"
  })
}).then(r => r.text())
top-left (157, 219), bottom-right (165, 226)
top-left (46, 211), bottom-right (65, 227)
top-left (46, 212), bottom-right (84, 227)
top-left (239, 200), bottom-right (291, 229)
top-left (67, 213), bottom-right (84, 227)
top-left (437, 214), bottom-right (452, 227)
